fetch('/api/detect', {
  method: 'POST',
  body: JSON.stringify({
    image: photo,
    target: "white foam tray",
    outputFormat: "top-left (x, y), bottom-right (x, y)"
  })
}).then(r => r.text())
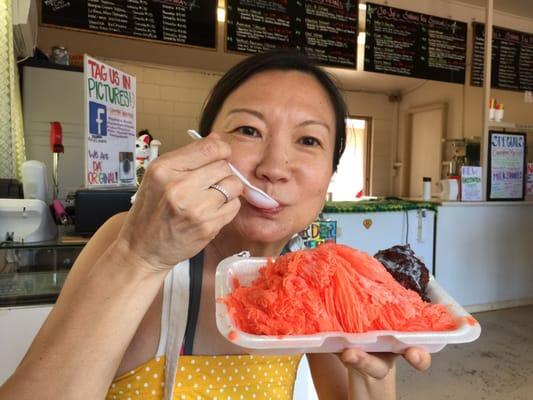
top-left (215, 252), bottom-right (481, 354)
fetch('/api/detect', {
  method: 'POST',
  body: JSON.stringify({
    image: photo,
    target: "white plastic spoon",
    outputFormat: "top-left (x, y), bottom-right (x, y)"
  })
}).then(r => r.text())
top-left (187, 129), bottom-right (279, 209)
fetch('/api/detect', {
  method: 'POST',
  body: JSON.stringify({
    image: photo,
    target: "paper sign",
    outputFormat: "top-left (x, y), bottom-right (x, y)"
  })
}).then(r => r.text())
top-left (300, 220), bottom-right (337, 249)
top-left (84, 55), bottom-right (136, 188)
top-left (488, 132), bottom-right (526, 200)
top-left (461, 166), bottom-right (482, 201)
top-left (527, 163), bottom-right (533, 197)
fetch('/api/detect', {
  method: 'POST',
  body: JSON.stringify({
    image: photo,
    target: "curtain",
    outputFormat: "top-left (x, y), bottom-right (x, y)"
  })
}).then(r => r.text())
top-left (0, 0), bottom-right (26, 180)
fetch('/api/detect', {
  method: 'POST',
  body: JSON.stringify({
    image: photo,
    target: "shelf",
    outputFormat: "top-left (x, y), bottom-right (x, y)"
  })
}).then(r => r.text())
top-left (489, 121), bottom-right (533, 131)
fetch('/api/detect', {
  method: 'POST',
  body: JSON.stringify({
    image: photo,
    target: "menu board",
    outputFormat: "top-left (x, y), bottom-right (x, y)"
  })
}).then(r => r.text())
top-left (226, 0), bottom-right (358, 68)
top-left (41, 0), bottom-right (217, 49)
top-left (488, 132), bottom-right (527, 201)
top-left (471, 23), bottom-right (533, 91)
top-left (364, 3), bottom-right (467, 84)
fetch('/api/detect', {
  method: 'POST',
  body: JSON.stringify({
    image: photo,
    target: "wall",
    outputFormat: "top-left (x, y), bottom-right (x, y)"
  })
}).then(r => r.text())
top-left (102, 59), bottom-right (222, 154)
top-left (394, 1), bottom-right (533, 195)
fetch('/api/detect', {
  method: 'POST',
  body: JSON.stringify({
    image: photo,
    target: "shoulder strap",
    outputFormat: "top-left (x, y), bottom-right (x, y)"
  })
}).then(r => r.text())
top-left (163, 260), bottom-right (189, 400)
top-left (182, 250), bottom-right (204, 355)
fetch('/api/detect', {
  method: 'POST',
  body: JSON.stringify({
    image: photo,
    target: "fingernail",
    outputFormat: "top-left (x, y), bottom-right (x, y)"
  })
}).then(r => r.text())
top-left (412, 352), bottom-right (421, 364)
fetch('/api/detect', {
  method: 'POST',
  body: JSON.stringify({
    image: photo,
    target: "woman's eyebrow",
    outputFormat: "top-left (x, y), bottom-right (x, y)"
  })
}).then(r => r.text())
top-left (297, 119), bottom-right (331, 132)
top-left (226, 108), bottom-right (264, 120)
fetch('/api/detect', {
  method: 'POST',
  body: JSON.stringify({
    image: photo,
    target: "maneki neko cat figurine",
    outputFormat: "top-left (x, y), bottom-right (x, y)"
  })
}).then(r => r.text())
top-left (135, 132), bottom-right (161, 185)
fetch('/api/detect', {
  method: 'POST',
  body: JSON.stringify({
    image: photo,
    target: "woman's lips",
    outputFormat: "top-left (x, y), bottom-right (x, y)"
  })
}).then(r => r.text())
top-left (249, 201), bottom-right (285, 214)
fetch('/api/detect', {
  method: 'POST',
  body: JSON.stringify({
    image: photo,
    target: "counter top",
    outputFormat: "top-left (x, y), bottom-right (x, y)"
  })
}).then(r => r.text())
top-left (322, 198), bottom-right (438, 213)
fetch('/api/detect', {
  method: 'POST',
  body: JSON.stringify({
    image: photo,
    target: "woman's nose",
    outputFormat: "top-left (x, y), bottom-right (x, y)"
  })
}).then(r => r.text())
top-left (255, 141), bottom-right (291, 184)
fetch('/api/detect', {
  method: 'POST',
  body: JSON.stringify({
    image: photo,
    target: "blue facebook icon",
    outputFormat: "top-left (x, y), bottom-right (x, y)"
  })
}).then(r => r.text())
top-left (89, 101), bottom-right (107, 137)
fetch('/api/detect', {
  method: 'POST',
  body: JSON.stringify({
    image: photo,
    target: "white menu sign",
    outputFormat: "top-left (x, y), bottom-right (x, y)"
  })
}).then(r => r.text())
top-left (461, 166), bottom-right (482, 201)
top-left (84, 55), bottom-right (136, 188)
top-left (488, 132), bottom-right (526, 200)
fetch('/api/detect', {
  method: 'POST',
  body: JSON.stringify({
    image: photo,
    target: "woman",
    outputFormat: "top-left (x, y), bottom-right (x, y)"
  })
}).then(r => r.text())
top-left (0, 50), bottom-right (430, 400)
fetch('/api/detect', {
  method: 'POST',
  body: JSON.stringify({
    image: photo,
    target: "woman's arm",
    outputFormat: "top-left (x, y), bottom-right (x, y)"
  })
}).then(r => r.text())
top-left (0, 136), bottom-right (243, 400)
top-left (308, 347), bottom-right (430, 400)
top-left (0, 213), bottom-right (167, 399)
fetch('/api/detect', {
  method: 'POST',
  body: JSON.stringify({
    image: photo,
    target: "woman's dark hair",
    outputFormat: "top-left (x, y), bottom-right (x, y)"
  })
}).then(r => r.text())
top-left (199, 49), bottom-right (347, 172)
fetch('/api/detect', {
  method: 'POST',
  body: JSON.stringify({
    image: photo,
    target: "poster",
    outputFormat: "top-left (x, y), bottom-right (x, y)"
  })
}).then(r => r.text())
top-left (300, 219), bottom-right (337, 249)
top-left (488, 132), bottom-right (526, 200)
top-left (527, 163), bottom-right (533, 197)
top-left (84, 55), bottom-right (136, 188)
top-left (461, 166), bottom-right (482, 201)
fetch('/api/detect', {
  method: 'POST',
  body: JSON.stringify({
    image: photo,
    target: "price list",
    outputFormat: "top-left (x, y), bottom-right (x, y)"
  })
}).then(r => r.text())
top-left (42, 0), bottom-right (217, 49)
top-left (226, 0), bottom-right (358, 68)
top-left (472, 23), bottom-right (533, 91)
top-left (364, 2), bottom-right (466, 84)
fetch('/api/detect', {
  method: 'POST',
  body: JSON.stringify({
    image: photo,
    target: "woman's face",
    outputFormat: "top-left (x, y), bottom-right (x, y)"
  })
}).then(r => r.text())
top-left (211, 70), bottom-right (336, 244)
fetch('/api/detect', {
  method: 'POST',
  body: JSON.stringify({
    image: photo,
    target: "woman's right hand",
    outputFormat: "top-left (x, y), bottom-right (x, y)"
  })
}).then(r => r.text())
top-left (116, 134), bottom-right (244, 273)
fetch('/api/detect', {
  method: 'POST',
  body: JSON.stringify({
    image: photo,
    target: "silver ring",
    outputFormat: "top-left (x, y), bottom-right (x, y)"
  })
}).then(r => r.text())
top-left (209, 184), bottom-right (230, 203)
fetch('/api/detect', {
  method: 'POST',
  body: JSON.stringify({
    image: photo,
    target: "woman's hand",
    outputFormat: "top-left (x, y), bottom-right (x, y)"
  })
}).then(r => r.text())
top-left (116, 134), bottom-right (244, 273)
top-left (338, 347), bottom-right (431, 400)
top-left (339, 347), bottom-right (431, 379)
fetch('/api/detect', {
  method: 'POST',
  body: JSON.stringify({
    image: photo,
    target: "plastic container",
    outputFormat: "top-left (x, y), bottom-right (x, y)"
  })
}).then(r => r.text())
top-left (216, 252), bottom-right (481, 354)
top-left (422, 177), bottom-right (432, 201)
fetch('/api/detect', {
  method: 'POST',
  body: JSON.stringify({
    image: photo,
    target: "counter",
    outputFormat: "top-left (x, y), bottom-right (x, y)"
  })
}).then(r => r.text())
top-left (434, 201), bottom-right (533, 312)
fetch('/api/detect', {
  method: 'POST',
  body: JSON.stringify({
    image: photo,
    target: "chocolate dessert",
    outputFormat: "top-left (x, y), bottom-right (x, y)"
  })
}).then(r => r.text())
top-left (374, 244), bottom-right (430, 301)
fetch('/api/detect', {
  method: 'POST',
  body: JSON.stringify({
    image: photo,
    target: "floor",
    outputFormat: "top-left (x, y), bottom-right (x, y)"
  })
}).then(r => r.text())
top-left (397, 305), bottom-right (533, 400)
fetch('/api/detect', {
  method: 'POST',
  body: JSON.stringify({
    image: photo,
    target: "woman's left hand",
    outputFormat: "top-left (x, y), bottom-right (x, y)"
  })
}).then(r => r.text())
top-left (339, 346), bottom-right (431, 379)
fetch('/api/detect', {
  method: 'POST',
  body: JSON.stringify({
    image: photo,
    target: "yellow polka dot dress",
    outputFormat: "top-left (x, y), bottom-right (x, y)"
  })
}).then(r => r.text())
top-left (106, 354), bottom-right (302, 400)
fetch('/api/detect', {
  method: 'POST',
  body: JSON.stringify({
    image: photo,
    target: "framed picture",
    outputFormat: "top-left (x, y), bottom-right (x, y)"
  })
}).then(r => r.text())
top-left (487, 131), bottom-right (527, 201)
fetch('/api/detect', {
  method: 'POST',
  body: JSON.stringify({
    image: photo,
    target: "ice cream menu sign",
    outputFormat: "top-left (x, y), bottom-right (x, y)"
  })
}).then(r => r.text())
top-left (488, 132), bottom-right (527, 201)
top-left (84, 55), bottom-right (136, 188)
top-left (225, 0), bottom-right (358, 68)
top-left (364, 3), bottom-right (467, 84)
top-left (41, 0), bottom-right (216, 49)
top-left (471, 23), bottom-right (533, 91)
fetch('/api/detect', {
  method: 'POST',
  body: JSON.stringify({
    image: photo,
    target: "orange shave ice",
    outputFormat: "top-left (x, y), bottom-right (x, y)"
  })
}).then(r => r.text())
top-left (222, 243), bottom-right (457, 336)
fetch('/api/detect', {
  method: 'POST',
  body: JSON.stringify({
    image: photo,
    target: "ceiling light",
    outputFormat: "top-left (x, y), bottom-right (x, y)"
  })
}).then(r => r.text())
top-left (217, 7), bottom-right (226, 22)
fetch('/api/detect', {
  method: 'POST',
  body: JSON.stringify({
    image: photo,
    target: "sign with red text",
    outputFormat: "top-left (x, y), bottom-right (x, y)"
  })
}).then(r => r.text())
top-left (84, 55), bottom-right (136, 188)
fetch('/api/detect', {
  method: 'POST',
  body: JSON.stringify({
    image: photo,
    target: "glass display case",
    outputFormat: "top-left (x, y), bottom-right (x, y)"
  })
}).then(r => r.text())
top-left (0, 239), bottom-right (84, 307)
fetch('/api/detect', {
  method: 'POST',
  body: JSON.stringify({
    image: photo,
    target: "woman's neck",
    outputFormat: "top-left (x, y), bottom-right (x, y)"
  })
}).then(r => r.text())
top-left (207, 234), bottom-right (288, 262)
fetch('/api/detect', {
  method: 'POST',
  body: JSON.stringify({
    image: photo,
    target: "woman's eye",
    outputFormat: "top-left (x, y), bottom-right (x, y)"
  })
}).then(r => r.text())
top-left (236, 126), bottom-right (259, 137)
top-left (299, 136), bottom-right (321, 147)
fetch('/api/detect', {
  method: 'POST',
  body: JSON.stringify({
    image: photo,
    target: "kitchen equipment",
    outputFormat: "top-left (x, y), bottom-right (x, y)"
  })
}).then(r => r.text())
top-left (75, 189), bottom-right (135, 235)
top-left (187, 129), bottom-right (279, 209)
top-left (438, 178), bottom-right (460, 201)
top-left (21, 160), bottom-right (48, 203)
top-left (215, 252), bottom-right (481, 354)
top-left (0, 198), bottom-right (58, 242)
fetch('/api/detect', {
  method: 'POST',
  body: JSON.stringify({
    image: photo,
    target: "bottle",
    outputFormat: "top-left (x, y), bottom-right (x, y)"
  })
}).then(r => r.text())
top-left (422, 177), bottom-right (432, 201)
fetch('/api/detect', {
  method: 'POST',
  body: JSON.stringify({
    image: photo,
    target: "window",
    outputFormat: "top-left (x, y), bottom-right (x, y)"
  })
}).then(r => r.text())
top-left (327, 118), bottom-right (370, 201)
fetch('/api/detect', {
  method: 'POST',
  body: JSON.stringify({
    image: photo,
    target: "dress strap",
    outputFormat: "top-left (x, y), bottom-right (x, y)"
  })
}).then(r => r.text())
top-left (156, 271), bottom-right (173, 357)
top-left (163, 259), bottom-right (189, 400)
top-left (182, 250), bottom-right (204, 355)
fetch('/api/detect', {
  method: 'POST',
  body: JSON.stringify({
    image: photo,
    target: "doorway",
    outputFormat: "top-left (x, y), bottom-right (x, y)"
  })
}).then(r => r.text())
top-left (328, 117), bottom-right (372, 200)
top-left (407, 104), bottom-right (446, 198)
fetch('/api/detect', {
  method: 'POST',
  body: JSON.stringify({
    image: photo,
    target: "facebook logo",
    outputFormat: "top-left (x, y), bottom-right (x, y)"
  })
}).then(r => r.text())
top-left (89, 101), bottom-right (107, 137)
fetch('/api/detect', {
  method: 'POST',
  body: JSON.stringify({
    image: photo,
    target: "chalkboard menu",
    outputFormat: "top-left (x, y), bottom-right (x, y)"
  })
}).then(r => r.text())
top-left (471, 23), bottom-right (533, 91)
top-left (225, 0), bottom-right (358, 68)
top-left (488, 131), bottom-right (526, 201)
top-left (364, 3), bottom-right (467, 84)
top-left (41, 0), bottom-right (217, 49)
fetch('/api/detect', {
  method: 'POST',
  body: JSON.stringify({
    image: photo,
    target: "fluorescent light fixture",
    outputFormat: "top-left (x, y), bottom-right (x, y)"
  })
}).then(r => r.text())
top-left (359, 3), bottom-right (367, 11)
top-left (217, 7), bottom-right (226, 22)
top-left (357, 32), bottom-right (366, 45)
